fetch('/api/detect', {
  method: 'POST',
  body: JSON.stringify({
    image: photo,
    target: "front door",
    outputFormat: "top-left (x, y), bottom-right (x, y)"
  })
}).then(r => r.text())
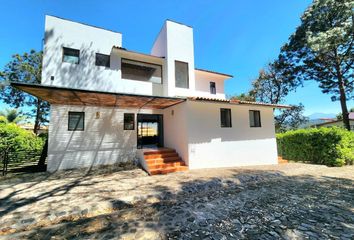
top-left (137, 114), bottom-right (163, 149)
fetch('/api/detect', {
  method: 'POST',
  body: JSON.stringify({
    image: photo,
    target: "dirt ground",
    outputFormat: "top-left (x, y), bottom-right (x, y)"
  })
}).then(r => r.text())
top-left (0, 163), bottom-right (353, 239)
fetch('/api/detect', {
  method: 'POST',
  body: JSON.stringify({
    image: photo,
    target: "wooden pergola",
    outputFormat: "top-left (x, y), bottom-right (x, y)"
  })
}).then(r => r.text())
top-left (11, 83), bottom-right (186, 109)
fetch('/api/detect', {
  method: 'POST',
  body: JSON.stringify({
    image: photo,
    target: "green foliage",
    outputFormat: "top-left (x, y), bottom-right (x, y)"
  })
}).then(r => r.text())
top-left (281, 0), bottom-right (353, 130)
top-left (275, 104), bottom-right (309, 132)
top-left (249, 59), bottom-right (301, 104)
top-left (0, 50), bottom-right (49, 134)
top-left (277, 127), bottom-right (354, 166)
top-left (0, 116), bottom-right (8, 124)
top-left (229, 93), bottom-right (255, 101)
top-left (0, 108), bottom-right (26, 123)
top-left (0, 122), bottom-right (44, 161)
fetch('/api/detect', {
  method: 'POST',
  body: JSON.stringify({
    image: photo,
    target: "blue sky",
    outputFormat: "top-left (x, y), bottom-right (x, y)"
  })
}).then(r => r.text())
top-left (0, 0), bottom-right (351, 116)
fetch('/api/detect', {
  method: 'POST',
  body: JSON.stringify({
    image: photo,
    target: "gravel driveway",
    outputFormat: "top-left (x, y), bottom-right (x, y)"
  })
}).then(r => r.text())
top-left (0, 163), bottom-right (353, 239)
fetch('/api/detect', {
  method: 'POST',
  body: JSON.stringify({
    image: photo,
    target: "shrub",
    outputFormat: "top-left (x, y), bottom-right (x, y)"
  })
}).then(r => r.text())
top-left (277, 127), bottom-right (354, 166)
top-left (0, 123), bottom-right (44, 162)
top-left (0, 116), bottom-right (8, 124)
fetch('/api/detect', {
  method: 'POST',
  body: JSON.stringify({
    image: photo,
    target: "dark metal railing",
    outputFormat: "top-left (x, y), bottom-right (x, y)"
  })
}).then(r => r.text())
top-left (1, 149), bottom-right (43, 176)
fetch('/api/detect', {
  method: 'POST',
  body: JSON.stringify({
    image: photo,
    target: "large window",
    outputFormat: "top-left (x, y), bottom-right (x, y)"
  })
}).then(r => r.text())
top-left (68, 112), bottom-right (84, 131)
top-left (210, 82), bottom-right (216, 94)
top-left (249, 110), bottom-right (261, 127)
top-left (121, 59), bottom-right (162, 84)
top-left (95, 53), bottom-right (110, 67)
top-left (175, 61), bottom-right (189, 88)
top-left (63, 47), bottom-right (80, 64)
top-left (220, 108), bottom-right (232, 128)
top-left (124, 113), bottom-right (135, 130)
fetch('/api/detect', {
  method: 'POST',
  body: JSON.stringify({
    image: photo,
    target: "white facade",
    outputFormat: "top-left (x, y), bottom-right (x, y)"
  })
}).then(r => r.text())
top-left (48, 104), bottom-right (163, 172)
top-left (164, 101), bottom-right (278, 169)
top-left (48, 101), bottom-right (278, 171)
top-left (41, 16), bottom-right (281, 172)
top-left (42, 15), bottom-right (230, 99)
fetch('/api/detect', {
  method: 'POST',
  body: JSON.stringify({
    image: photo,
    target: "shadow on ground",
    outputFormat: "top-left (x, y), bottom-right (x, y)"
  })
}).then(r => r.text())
top-left (1, 166), bottom-right (353, 239)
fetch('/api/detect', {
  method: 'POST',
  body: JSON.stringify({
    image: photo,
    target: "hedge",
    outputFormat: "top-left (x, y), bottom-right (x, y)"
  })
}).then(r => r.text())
top-left (277, 127), bottom-right (354, 167)
top-left (0, 122), bottom-right (44, 162)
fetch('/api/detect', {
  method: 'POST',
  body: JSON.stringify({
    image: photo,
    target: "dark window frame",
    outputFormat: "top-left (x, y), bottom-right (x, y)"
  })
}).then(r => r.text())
top-left (249, 110), bottom-right (262, 128)
top-left (95, 53), bottom-right (110, 68)
top-left (175, 60), bottom-right (189, 89)
top-left (210, 81), bottom-right (216, 94)
top-left (68, 112), bottom-right (85, 131)
top-left (124, 113), bottom-right (135, 130)
top-left (62, 47), bottom-right (80, 64)
top-left (220, 108), bottom-right (232, 128)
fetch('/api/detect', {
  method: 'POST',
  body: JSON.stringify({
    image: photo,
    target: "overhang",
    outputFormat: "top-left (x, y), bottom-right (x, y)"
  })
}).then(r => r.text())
top-left (195, 68), bottom-right (233, 80)
top-left (112, 47), bottom-right (164, 65)
top-left (11, 83), bottom-right (186, 109)
top-left (188, 97), bottom-right (291, 109)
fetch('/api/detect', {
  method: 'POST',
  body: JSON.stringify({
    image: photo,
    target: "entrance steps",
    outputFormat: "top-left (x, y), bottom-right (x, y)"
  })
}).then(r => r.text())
top-left (142, 148), bottom-right (188, 175)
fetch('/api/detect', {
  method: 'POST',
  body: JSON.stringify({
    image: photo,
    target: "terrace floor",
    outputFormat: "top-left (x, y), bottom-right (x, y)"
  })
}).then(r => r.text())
top-left (0, 163), bottom-right (353, 239)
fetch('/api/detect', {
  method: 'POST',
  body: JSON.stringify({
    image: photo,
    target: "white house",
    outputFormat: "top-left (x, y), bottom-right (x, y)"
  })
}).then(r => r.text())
top-left (13, 15), bottom-right (289, 174)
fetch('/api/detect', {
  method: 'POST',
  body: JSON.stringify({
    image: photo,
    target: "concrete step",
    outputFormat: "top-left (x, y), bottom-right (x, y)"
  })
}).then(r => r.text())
top-left (144, 152), bottom-right (178, 159)
top-left (145, 156), bottom-right (182, 164)
top-left (149, 166), bottom-right (189, 175)
top-left (143, 148), bottom-right (176, 155)
top-left (147, 161), bottom-right (186, 170)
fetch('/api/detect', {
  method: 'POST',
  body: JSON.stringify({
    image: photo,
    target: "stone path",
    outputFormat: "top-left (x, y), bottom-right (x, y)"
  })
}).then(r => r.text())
top-left (0, 163), bottom-right (353, 239)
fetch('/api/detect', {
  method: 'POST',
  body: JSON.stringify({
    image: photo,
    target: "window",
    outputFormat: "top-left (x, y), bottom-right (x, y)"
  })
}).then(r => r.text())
top-left (124, 113), bottom-right (135, 130)
top-left (68, 112), bottom-right (84, 131)
top-left (175, 61), bottom-right (189, 88)
top-left (63, 47), bottom-right (80, 64)
top-left (95, 53), bottom-right (110, 67)
top-left (121, 59), bottom-right (162, 84)
top-left (249, 110), bottom-right (261, 127)
top-left (220, 108), bottom-right (232, 128)
top-left (210, 82), bottom-right (216, 94)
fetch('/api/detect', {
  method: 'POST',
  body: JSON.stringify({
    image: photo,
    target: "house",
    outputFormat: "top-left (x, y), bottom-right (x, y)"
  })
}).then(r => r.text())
top-left (312, 113), bottom-right (354, 131)
top-left (12, 15), bottom-right (289, 174)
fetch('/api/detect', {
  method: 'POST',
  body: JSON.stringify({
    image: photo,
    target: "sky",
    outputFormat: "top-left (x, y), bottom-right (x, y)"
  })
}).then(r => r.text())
top-left (0, 0), bottom-right (351, 116)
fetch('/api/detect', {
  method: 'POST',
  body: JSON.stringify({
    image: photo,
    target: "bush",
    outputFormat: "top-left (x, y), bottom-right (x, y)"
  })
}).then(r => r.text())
top-left (277, 127), bottom-right (354, 166)
top-left (0, 122), bottom-right (44, 161)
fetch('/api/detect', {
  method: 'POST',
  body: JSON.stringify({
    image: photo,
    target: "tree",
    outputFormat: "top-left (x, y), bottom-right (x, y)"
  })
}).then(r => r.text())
top-left (229, 93), bottom-right (255, 101)
top-left (275, 104), bottom-right (309, 132)
top-left (249, 58), bottom-right (301, 104)
top-left (336, 107), bottom-right (353, 120)
top-left (248, 59), bottom-right (306, 132)
top-left (281, 0), bottom-right (353, 130)
top-left (0, 108), bottom-right (26, 124)
top-left (0, 50), bottom-right (49, 134)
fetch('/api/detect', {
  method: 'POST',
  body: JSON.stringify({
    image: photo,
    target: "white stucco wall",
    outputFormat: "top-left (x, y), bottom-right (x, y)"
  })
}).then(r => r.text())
top-left (43, 16), bottom-right (228, 98)
top-left (185, 101), bottom-right (278, 169)
top-left (42, 15), bottom-right (122, 92)
top-left (195, 71), bottom-right (226, 99)
top-left (163, 102), bottom-right (189, 165)
top-left (151, 20), bottom-right (196, 98)
top-left (47, 104), bottom-right (162, 172)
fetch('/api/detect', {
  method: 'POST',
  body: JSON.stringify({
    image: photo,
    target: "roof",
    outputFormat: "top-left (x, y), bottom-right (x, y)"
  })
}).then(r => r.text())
top-left (195, 68), bottom-right (233, 78)
top-left (11, 83), bottom-right (186, 109)
top-left (188, 97), bottom-right (291, 109)
top-left (314, 115), bottom-right (354, 127)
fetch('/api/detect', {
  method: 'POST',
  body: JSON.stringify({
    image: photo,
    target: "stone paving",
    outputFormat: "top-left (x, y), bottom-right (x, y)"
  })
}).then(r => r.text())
top-left (0, 163), bottom-right (353, 239)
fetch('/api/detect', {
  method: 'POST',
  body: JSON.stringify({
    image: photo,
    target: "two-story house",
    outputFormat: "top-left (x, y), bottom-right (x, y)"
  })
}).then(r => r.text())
top-left (12, 15), bottom-right (289, 174)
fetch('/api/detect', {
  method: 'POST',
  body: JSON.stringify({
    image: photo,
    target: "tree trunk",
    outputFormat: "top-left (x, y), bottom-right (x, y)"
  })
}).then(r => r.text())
top-left (33, 99), bottom-right (41, 135)
top-left (337, 70), bottom-right (350, 131)
top-left (37, 138), bottom-right (48, 170)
